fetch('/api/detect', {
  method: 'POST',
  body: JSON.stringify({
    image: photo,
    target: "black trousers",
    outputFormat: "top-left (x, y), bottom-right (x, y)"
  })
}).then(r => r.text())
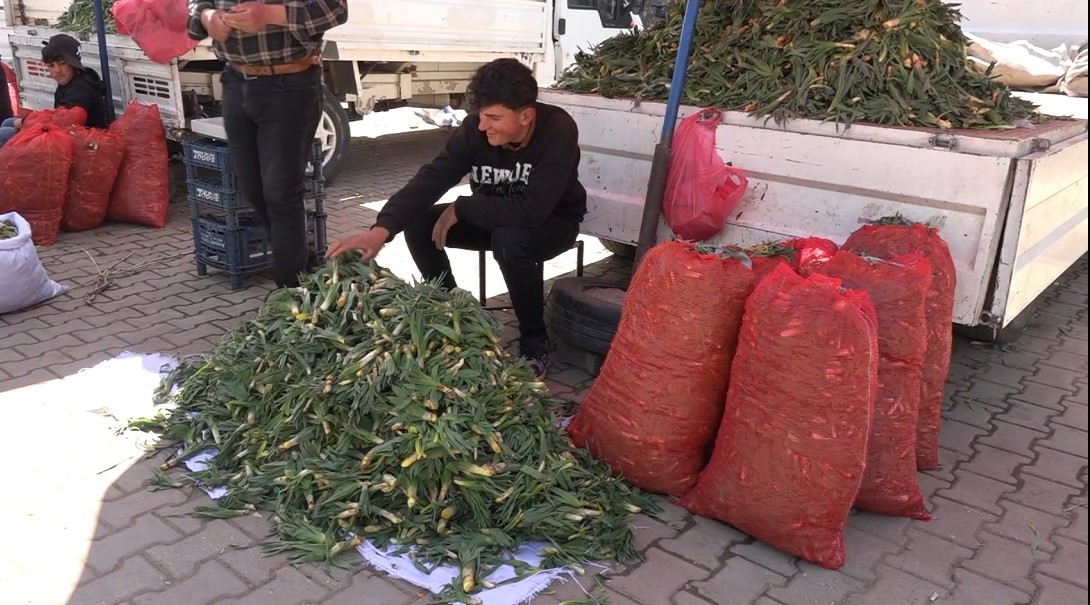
top-left (220, 65), bottom-right (322, 287)
top-left (405, 204), bottom-right (579, 349)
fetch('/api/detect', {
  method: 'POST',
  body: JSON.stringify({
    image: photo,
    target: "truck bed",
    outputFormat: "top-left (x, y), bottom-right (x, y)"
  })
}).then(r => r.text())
top-left (540, 88), bottom-right (1088, 332)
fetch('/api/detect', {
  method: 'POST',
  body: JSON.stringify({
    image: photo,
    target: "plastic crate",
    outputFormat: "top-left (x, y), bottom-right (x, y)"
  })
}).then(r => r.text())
top-left (192, 205), bottom-right (327, 289)
top-left (182, 139), bottom-right (234, 172)
top-left (187, 178), bottom-right (244, 211)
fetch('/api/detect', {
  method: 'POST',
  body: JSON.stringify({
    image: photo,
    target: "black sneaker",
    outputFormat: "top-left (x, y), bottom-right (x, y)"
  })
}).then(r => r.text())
top-left (521, 340), bottom-right (550, 380)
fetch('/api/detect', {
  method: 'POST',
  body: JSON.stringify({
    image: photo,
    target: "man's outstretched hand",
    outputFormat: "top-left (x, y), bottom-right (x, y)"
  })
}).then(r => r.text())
top-left (327, 227), bottom-right (389, 262)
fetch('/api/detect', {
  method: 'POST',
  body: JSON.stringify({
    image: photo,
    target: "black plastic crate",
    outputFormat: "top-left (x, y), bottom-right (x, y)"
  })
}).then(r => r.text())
top-left (182, 138), bottom-right (234, 172)
top-left (187, 178), bottom-right (244, 211)
top-left (192, 206), bottom-right (328, 290)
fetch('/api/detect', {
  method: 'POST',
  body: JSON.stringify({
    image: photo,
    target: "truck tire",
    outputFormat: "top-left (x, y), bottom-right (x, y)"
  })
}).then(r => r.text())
top-left (314, 89), bottom-right (351, 184)
top-left (599, 238), bottom-right (637, 260)
top-left (545, 277), bottom-right (628, 354)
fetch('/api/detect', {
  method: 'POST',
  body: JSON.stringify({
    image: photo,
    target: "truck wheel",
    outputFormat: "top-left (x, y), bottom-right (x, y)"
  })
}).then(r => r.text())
top-left (314, 89), bottom-right (351, 183)
top-left (545, 277), bottom-right (628, 355)
top-left (598, 238), bottom-right (637, 260)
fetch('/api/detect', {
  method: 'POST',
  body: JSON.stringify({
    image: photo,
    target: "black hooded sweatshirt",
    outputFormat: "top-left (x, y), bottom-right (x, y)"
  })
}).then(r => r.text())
top-left (374, 102), bottom-right (587, 236)
top-left (56, 69), bottom-right (108, 129)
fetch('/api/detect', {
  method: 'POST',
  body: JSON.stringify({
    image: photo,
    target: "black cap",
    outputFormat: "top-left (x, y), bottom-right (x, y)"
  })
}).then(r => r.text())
top-left (41, 34), bottom-right (84, 70)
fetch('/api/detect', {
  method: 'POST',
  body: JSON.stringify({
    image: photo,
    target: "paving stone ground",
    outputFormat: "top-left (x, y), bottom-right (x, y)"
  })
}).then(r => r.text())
top-left (0, 123), bottom-right (1086, 605)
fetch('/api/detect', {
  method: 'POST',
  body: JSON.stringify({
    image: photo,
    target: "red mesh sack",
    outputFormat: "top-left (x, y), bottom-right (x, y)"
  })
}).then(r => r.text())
top-left (843, 221), bottom-right (956, 471)
top-left (3, 61), bottom-right (18, 118)
top-left (107, 100), bottom-right (170, 228)
top-left (0, 123), bottom-right (74, 245)
top-left (662, 109), bottom-right (749, 241)
top-left (566, 241), bottom-right (787, 496)
top-left (24, 106), bottom-right (88, 129)
top-left (61, 127), bottom-right (126, 232)
top-left (784, 237), bottom-right (839, 273)
top-left (805, 251), bottom-right (933, 519)
top-left (678, 264), bottom-right (879, 569)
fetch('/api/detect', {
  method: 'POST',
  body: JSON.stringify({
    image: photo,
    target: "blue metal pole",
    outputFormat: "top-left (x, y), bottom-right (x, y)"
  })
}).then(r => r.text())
top-left (634, 0), bottom-right (701, 266)
top-left (92, 0), bottom-right (116, 123)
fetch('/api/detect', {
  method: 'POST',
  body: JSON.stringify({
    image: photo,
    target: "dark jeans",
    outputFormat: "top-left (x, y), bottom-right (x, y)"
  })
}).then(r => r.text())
top-left (405, 204), bottom-right (580, 350)
top-left (220, 65), bottom-right (322, 287)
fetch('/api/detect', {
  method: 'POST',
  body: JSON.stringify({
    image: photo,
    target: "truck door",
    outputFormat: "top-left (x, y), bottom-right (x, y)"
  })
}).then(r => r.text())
top-left (553, 0), bottom-right (638, 77)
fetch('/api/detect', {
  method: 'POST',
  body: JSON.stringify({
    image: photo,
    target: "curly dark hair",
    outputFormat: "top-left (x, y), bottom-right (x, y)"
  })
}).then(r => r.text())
top-left (466, 58), bottom-right (537, 111)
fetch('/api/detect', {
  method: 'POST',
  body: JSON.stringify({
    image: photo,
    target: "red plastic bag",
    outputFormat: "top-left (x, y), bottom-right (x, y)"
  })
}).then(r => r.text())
top-left (844, 221), bottom-right (956, 471)
top-left (112, 0), bottom-right (199, 64)
top-left (566, 242), bottom-right (787, 496)
top-left (663, 109), bottom-right (749, 242)
top-left (62, 127), bottom-right (126, 232)
top-left (107, 100), bottom-right (170, 228)
top-left (23, 106), bottom-right (88, 129)
top-left (678, 264), bottom-right (878, 569)
top-left (0, 124), bottom-right (74, 245)
top-left (805, 251), bottom-right (933, 519)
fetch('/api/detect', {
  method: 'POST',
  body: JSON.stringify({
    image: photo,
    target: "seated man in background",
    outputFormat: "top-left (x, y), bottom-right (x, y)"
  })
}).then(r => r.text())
top-left (0, 34), bottom-right (109, 147)
top-left (328, 58), bottom-right (588, 379)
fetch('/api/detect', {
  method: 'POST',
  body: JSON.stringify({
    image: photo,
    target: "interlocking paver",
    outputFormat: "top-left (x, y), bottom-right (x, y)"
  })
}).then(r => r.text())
top-left (845, 564), bottom-right (943, 605)
top-left (658, 516), bottom-right (746, 570)
top-left (69, 555), bottom-right (169, 605)
top-left (1039, 424), bottom-right (1089, 457)
top-left (766, 566), bottom-right (867, 605)
top-left (1057, 504), bottom-right (1087, 544)
top-left (1001, 399), bottom-right (1059, 431)
top-left (1005, 474), bottom-right (1083, 515)
top-left (145, 522), bottom-right (255, 581)
top-left (1020, 446), bottom-right (1086, 488)
top-left (1037, 535), bottom-right (1089, 589)
top-left (1035, 572), bottom-right (1090, 605)
top-left (882, 528), bottom-right (971, 589)
top-left (631, 513), bottom-right (682, 552)
top-left (216, 545), bottom-right (291, 587)
top-left (1028, 365), bottom-right (1084, 392)
top-left (85, 514), bottom-right (185, 575)
top-left (610, 548), bottom-right (710, 604)
top-left (978, 419), bottom-right (1047, 455)
top-left (1019, 381), bottom-right (1080, 410)
top-left (96, 486), bottom-right (189, 531)
top-left (730, 541), bottom-right (800, 577)
top-left (132, 560), bottom-right (249, 605)
top-left (935, 419), bottom-right (988, 458)
top-left (935, 470), bottom-right (1015, 516)
top-left (691, 557), bottom-right (787, 605)
top-left (318, 572), bottom-right (417, 605)
top-left (217, 566), bottom-right (334, 605)
top-left (959, 444), bottom-right (1032, 485)
top-left (918, 497), bottom-right (997, 549)
top-left (987, 500), bottom-right (1068, 553)
top-left (1052, 400), bottom-right (1088, 430)
top-left (962, 532), bottom-right (1047, 593)
top-left (945, 569), bottom-right (1032, 605)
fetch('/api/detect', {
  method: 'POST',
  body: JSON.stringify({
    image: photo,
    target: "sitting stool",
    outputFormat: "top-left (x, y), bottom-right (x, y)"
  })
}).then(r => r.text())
top-left (478, 239), bottom-right (585, 311)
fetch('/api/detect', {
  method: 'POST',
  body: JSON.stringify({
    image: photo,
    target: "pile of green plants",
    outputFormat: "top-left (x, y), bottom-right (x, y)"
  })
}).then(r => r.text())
top-left (556, 0), bottom-right (1038, 129)
top-left (134, 254), bottom-right (655, 603)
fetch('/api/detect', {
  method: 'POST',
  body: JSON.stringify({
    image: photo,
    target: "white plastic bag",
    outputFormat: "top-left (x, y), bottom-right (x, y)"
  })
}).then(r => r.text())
top-left (0, 211), bottom-right (65, 314)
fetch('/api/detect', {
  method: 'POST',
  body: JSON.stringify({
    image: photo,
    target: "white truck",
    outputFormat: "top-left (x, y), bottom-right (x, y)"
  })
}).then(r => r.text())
top-left (540, 0), bottom-right (1088, 340)
top-left (1, 0), bottom-right (666, 180)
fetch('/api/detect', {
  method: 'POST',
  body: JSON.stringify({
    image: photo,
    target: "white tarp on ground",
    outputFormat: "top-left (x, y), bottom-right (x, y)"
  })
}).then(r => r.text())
top-left (968, 33), bottom-right (1088, 97)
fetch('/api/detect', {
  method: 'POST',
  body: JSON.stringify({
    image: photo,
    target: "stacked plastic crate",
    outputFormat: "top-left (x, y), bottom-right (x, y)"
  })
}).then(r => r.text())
top-left (183, 138), bottom-right (328, 289)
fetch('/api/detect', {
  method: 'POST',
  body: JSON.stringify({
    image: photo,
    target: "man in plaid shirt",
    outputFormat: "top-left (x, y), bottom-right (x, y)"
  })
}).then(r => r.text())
top-left (187, 0), bottom-right (348, 288)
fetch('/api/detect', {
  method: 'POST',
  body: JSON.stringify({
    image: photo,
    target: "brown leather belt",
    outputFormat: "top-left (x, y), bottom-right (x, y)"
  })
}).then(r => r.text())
top-left (230, 54), bottom-right (319, 77)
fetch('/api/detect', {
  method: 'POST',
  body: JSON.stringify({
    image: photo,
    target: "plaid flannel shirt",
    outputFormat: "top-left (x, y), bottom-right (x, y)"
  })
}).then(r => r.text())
top-left (187, 0), bottom-right (348, 65)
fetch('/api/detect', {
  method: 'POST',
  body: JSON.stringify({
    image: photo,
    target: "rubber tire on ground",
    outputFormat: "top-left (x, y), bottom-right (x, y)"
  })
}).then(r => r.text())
top-left (546, 277), bottom-right (628, 355)
top-left (599, 238), bottom-right (637, 260)
top-left (317, 88), bottom-right (351, 184)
